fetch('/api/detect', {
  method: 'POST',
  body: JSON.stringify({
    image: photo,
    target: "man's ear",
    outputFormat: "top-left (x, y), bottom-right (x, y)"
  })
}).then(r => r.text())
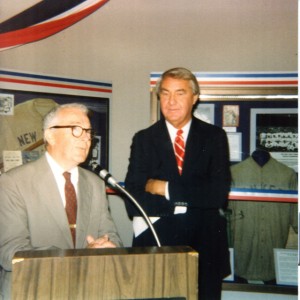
top-left (193, 95), bottom-right (199, 105)
top-left (44, 129), bottom-right (55, 146)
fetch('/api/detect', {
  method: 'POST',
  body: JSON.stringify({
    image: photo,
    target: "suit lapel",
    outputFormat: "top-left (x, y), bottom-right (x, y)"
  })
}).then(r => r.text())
top-left (182, 119), bottom-right (204, 175)
top-left (41, 159), bottom-right (92, 248)
top-left (76, 169), bottom-right (92, 248)
top-left (153, 120), bottom-right (179, 175)
top-left (35, 156), bottom-right (73, 247)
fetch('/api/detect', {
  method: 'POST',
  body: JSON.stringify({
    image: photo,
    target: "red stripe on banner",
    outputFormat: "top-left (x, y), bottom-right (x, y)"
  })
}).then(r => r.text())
top-left (0, 0), bottom-right (109, 50)
top-left (0, 77), bottom-right (112, 93)
top-left (150, 80), bottom-right (297, 86)
top-left (229, 195), bottom-right (298, 203)
top-left (199, 80), bottom-right (298, 85)
top-left (105, 190), bottom-right (299, 202)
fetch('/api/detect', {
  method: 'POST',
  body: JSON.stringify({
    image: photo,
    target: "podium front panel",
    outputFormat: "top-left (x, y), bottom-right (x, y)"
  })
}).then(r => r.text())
top-left (12, 246), bottom-right (198, 299)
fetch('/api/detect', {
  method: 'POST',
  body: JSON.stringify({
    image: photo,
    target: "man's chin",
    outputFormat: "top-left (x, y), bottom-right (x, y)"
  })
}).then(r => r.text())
top-left (74, 155), bottom-right (88, 165)
top-left (165, 115), bottom-right (181, 123)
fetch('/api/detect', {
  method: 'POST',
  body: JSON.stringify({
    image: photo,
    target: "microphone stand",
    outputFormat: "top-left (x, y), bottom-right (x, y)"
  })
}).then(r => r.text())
top-left (111, 181), bottom-right (161, 247)
top-left (90, 163), bottom-right (161, 247)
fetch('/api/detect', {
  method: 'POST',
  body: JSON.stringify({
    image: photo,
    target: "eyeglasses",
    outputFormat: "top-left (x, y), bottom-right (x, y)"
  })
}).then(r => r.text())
top-left (49, 125), bottom-right (95, 140)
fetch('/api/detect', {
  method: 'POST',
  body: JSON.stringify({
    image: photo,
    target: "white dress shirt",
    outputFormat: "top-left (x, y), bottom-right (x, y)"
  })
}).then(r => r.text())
top-left (165, 120), bottom-right (190, 214)
top-left (45, 152), bottom-right (78, 207)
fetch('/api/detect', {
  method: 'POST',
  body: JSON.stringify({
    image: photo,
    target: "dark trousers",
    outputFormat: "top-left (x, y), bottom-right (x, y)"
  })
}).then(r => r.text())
top-left (133, 210), bottom-right (230, 300)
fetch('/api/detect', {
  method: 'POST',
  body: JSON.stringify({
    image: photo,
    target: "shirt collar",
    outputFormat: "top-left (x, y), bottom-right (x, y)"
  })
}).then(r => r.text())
top-left (45, 152), bottom-right (79, 184)
top-left (165, 119), bottom-right (191, 143)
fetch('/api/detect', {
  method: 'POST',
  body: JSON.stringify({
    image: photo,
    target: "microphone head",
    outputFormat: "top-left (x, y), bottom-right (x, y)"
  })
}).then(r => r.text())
top-left (99, 169), bottom-right (110, 180)
top-left (91, 163), bottom-right (118, 188)
top-left (91, 162), bottom-right (102, 174)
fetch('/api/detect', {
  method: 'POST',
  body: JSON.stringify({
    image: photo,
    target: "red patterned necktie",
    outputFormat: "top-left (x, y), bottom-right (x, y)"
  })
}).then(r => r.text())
top-left (63, 171), bottom-right (77, 247)
top-left (174, 129), bottom-right (185, 175)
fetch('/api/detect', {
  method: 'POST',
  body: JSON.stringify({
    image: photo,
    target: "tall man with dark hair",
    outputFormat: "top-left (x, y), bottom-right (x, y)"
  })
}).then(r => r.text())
top-left (125, 67), bottom-right (231, 300)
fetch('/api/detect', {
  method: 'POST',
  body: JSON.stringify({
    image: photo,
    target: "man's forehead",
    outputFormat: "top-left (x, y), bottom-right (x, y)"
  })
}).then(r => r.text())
top-left (57, 108), bottom-right (90, 123)
top-left (160, 78), bottom-right (191, 90)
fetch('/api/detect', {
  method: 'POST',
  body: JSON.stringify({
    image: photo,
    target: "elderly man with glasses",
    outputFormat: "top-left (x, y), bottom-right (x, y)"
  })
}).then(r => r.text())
top-left (0, 103), bottom-right (122, 299)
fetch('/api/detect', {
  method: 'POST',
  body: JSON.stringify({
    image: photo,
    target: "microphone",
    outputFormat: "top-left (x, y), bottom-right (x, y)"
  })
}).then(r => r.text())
top-left (91, 164), bottom-right (119, 188)
top-left (91, 163), bottom-right (161, 247)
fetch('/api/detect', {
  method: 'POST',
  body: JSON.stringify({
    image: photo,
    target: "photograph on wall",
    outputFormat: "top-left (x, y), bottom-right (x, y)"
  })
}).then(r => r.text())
top-left (250, 108), bottom-right (298, 172)
top-left (0, 93), bottom-right (14, 115)
top-left (222, 105), bottom-right (239, 127)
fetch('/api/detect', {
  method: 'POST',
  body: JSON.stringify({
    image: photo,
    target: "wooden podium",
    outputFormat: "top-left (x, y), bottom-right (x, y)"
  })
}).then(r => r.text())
top-left (12, 246), bottom-right (198, 299)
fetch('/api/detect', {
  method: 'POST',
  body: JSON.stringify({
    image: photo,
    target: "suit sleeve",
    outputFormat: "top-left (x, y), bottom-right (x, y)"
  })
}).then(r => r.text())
top-left (125, 131), bottom-right (175, 217)
top-left (0, 173), bottom-right (57, 271)
top-left (90, 175), bottom-right (123, 247)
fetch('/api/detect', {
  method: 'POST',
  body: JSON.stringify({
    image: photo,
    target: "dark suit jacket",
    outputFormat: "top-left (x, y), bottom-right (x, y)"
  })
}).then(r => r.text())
top-left (0, 155), bottom-right (122, 299)
top-left (125, 117), bottom-right (231, 280)
top-left (125, 117), bottom-right (231, 216)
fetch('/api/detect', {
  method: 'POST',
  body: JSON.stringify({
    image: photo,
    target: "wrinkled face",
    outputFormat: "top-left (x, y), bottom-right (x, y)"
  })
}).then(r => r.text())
top-left (45, 107), bottom-right (92, 170)
top-left (159, 77), bottom-right (198, 129)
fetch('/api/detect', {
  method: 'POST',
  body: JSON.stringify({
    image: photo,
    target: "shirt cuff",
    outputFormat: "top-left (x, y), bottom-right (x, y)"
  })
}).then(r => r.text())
top-left (165, 182), bottom-right (170, 200)
top-left (165, 182), bottom-right (187, 214)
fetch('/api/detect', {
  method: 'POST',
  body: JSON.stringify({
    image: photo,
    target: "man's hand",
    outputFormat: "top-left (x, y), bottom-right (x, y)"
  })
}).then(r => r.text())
top-left (145, 179), bottom-right (166, 196)
top-left (86, 234), bottom-right (117, 248)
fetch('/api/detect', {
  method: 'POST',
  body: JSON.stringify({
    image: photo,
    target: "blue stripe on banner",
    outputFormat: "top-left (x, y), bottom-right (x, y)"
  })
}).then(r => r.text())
top-left (0, 70), bottom-right (112, 88)
top-left (194, 73), bottom-right (298, 78)
top-left (151, 72), bottom-right (298, 79)
top-left (230, 188), bottom-right (298, 195)
top-left (0, 0), bottom-right (87, 34)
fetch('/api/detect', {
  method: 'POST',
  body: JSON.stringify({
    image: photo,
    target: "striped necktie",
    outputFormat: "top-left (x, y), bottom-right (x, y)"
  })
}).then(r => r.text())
top-left (63, 171), bottom-right (77, 247)
top-left (174, 129), bottom-right (185, 175)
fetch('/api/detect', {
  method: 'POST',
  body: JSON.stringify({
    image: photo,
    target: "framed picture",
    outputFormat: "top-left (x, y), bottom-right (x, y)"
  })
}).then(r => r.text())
top-left (222, 105), bottom-right (239, 127)
top-left (0, 69), bottom-right (112, 173)
top-left (250, 108), bottom-right (298, 171)
top-left (193, 103), bottom-right (215, 124)
top-left (274, 249), bottom-right (297, 286)
top-left (226, 132), bottom-right (242, 162)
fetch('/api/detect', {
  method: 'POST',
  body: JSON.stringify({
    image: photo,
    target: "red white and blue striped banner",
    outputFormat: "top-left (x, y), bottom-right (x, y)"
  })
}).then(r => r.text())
top-left (229, 188), bottom-right (298, 203)
top-left (150, 72), bottom-right (298, 88)
top-left (106, 184), bottom-right (298, 203)
top-left (0, 69), bottom-right (112, 98)
top-left (0, 0), bottom-right (109, 51)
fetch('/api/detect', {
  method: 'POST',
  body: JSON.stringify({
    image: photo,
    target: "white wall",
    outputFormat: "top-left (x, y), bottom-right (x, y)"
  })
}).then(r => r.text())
top-left (0, 0), bottom-right (297, 248)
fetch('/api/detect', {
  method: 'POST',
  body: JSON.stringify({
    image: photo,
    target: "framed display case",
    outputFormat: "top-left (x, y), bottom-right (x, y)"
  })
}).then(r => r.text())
top-left (150, 72), bottom-right (298, 170)
top-left (0, 69), bottom-right (112, 173)
top-left (150, 71), bottom-right (298, 294)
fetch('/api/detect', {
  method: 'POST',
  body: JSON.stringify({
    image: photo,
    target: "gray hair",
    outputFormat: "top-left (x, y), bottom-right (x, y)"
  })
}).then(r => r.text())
top-left (43, 103), bottom-right (89, 145)
top-left (156, 67), bottom-right (200, 97)
top-left (43, 103), bottom-right (89, 131)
